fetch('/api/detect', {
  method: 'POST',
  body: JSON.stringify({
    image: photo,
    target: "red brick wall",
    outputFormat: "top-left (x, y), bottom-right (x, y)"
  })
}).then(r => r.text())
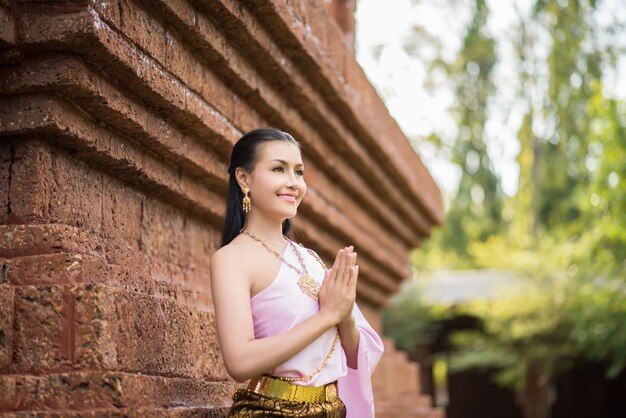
top-left (0, 0), bottom-right (444, 416)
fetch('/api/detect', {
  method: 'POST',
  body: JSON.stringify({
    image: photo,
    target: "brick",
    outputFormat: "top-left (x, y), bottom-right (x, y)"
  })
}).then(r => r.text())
top-left (0, 284), bottom-right (14, 371)
top-left (105, 246), bottom-right (154, 291)
top-left (9, 282), bottom-right (227, 378)
top-left (6, 139), bottom-right (54, 224)
top-left (140, 197), bottom-right (185, 262)
top-left (0, 141), bottom-right (11, 221)
top-left (13, 284), bottom-right (72, 373)
top-left (0, 224), bottom-right (103, 258)
top-left (1, 230), bottom-right (212, 307)
top-left (232, 92), bottom-right (267, 133)
top-left (73, 283), bottom-right (118, 371)
top-left (0, 371), bottom-right (238, 413)
top-left (8, 140), bottom-right (102, 233)
top-left (5, 253), bottom-right (104, 286)
top-left (0, 3), bottom-right (15, 46)
top-left (74, 283), bottom-right (228, 380)
top-left (7, 409), bottom-right (228, 417)
top-left (0, 258), bottom-right (6, 284)
top-left (47, 148), bottom-right (103, 234)
top-left (199, 69), bottom-right (237, 124)
top-left (2, 407), bottom-right (230, 417)
top-left (176, 213), bottom-right (214, 277)
top-left (0, 54), bottom-right (218, 177)
top-left (101, 176), bottom-right (143, 251)
top-left (107, 286), bottom-right (227, 380)
top-left (145, 0), bottom-right (197, 29)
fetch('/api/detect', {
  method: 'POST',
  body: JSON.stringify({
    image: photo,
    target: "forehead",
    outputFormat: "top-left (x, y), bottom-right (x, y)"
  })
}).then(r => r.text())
top-left (258, 141), bottom-right (302, 164)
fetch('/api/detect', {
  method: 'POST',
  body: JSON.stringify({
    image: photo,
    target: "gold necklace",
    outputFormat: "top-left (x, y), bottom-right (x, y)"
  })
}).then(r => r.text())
top-left (239, 228), bottom-right (340, 382)
top-left (240, 229), bottom-right (322, 302)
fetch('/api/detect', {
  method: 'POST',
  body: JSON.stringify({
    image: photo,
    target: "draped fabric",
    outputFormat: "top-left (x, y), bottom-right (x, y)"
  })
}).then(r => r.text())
top-left (336, 303), bottom-right (384, 417)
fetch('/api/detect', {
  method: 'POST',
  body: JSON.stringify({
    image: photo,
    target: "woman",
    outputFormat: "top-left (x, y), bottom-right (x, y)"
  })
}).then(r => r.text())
top-left (210, 128), bottom-right (384, 417)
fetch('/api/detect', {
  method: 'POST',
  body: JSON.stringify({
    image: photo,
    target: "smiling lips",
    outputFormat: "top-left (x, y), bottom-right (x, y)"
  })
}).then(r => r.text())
top-left (278, 193), bottom-right (297, 203)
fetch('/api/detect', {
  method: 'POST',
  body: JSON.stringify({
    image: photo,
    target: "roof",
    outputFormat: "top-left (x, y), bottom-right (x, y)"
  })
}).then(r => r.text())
top-left (403, 269), bottom-right (522, 305)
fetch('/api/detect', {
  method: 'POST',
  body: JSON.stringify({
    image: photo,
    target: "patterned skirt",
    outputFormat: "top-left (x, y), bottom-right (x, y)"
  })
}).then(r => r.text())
top-left (227, 384), bottom-right (346, 417)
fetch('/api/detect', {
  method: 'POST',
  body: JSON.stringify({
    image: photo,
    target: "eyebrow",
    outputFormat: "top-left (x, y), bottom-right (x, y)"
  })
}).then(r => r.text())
top-left (271, 159), bottom-right (304, 167)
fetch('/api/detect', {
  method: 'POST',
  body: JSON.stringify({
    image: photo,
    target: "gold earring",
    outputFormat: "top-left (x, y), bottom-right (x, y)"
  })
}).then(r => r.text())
top-left (242, 186), bottom-right (251, 213)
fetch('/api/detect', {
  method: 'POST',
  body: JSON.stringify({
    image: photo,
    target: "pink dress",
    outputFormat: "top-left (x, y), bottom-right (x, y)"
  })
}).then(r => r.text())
top-left (250, 239), bottom-right (385, 417)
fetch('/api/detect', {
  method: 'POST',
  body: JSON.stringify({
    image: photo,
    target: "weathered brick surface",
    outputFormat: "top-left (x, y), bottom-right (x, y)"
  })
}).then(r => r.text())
top-left (2, 408), bottom-right (229, 418)
top-left (0, 2), bottom-right (16, 48)
top-left (0, 138), bottom-right (217, 276)
top-left (0, 371), bottom-right (237, 412)
top-left (1, 225), bottom-right (214, 309)
top-left (0, 284), bottom-right (14, 371)
top-left (0, 0), bottom-right (444, 416)
top-left (0, 142), bottom-right (10, 218)
top-left (8, 137), bottom-right (103, 232)
top-left (13, 284), bottom-right (72, 372)
top-left (10, 282), bottom-right (226, 379)
top-left (373, 338), bottom-right (446, 417)
top-left (0, 224), bottom-right (102, 259)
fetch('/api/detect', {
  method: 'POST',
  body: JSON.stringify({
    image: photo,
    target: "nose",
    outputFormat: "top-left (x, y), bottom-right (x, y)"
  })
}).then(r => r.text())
top-left (286, 171), bottom-right (299, 187)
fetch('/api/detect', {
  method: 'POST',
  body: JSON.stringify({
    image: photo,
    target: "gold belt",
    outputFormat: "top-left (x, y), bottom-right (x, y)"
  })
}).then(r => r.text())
top-left (246, 374), bottom-right (339, 403)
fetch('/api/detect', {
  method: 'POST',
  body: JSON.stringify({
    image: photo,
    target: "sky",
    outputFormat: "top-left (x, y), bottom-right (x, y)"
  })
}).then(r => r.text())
top-left (354, 0), bottom-right (626, 206)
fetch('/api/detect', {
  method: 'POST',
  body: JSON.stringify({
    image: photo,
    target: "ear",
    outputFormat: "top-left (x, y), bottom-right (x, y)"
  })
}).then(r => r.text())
top-left (235, 167), bottom-right (250, 191)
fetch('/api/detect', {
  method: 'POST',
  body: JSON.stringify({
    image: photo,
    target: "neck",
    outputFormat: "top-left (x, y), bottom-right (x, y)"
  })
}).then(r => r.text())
top-left (242, 210), bottom-right (288, 247)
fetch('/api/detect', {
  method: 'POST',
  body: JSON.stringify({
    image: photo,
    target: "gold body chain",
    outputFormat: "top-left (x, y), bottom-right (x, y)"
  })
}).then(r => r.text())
top-left (239, 228), bottom-right (340, 382)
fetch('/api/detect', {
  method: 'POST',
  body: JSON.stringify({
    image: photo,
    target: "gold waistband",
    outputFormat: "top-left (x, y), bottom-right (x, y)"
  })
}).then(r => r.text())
top-left (246, 374), bottom-right (338, 403)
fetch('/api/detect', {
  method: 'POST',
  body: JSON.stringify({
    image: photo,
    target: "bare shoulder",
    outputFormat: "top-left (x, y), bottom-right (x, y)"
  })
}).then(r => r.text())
top-left (210, 237), bottom-right (261, 281)
top-left (210, 243), bottom-right (236, 265)
top-left (211, 241), bottom-right (247, 274)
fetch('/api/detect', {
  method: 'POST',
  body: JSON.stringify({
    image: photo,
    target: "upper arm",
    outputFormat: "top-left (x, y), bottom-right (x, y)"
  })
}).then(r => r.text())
top-left (209, 247), bottom-right (255, 381)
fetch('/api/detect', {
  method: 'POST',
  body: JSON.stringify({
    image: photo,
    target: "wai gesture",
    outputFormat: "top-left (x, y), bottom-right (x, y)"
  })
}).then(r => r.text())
top-left (318, 246), bottom-right (358, 326)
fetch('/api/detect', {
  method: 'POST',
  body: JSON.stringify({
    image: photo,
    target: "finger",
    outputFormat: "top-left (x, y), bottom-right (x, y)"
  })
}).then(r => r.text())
top-left (349, 252), bottom-right (357, 267)
top-left (322, 269), bottom-right (334, 292)
top-left (346, 265), bottom-right (352, 283)
top-left (329, 249), bottom-right (343, 281)
top-left (337, 248), bottom-right (348, 285)
top-left (343, 253), bottom-right (355, 276)
top-left (350, 265), bottom-right (359, 289)
top-left (332, 249), bottom-right (343, 270)
top-left (346, 265), bottom-right (354, 286)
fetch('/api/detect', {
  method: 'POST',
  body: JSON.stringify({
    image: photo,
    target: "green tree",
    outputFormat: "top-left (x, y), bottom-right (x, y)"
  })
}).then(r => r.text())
top-left (381, 1), bottom-right (626, 417)
top-left (410, 0), bottom-right (504, 271)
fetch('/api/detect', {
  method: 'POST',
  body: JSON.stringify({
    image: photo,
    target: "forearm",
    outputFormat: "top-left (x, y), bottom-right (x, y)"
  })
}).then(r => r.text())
top-left (338, 314), bottom-right (360, 369)
top-left (229, 311), bottom-right (336, 382)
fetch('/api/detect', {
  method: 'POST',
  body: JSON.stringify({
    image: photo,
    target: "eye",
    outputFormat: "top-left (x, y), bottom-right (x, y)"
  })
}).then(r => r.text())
top-left (273, 167), bottom-right (304, 176)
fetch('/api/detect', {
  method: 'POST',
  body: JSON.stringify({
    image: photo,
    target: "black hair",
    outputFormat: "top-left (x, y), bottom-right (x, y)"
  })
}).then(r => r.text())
top-left (220, 128), bottom-right (302, 247)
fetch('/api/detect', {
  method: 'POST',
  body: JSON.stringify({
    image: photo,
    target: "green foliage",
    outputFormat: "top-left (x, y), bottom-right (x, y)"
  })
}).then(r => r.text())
top-left (410, 0), bottom-right (505, 270)
top-left (390, 0), bottom-right (626, 393)
top-left (567, 279), bottom-right (626, 378)
top-left (446, 278), bottom-right (579, 390)
top-left (382, 282), bottom-right (452, 352)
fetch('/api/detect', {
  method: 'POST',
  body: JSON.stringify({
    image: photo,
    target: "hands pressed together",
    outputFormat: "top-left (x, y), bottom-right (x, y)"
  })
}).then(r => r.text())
top-left (318, 245), bottom-right (358, 326)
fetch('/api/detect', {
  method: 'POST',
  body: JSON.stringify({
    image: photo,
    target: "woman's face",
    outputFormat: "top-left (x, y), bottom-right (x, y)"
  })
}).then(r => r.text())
top-left (244, 140), bottom-right (306, 220)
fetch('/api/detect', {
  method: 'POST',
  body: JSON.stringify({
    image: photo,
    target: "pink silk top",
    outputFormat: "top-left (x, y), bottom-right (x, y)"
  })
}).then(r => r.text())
top-left (250, 239), bottom-right (385, 417)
